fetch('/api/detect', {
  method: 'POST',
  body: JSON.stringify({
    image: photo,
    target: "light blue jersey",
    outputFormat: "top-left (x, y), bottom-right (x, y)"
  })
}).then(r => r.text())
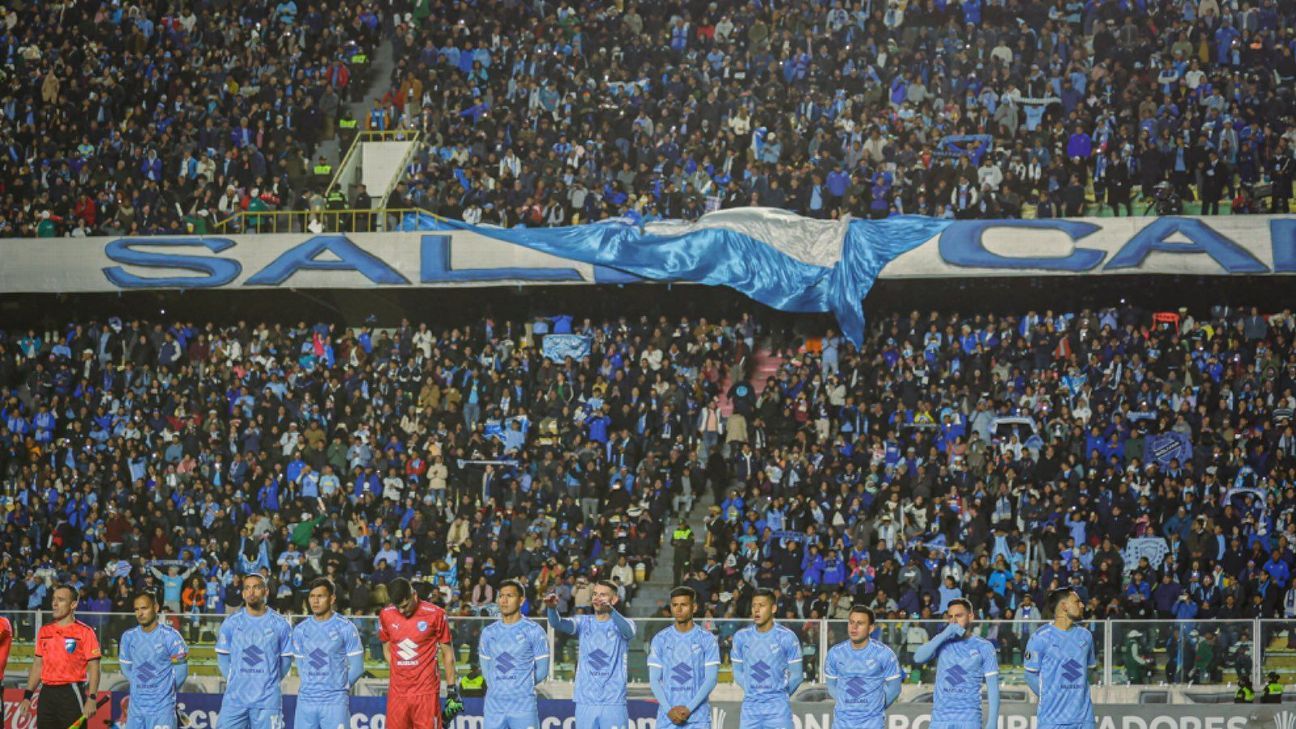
top-left (292, 613), bottom-right (364, 701)
top-left (216, 609), bottom-right (294, 710)
top-left (479, 617), bottom-right (550, 716)
top-left (931, 635), bottom-right (998, 728)
top-left (1025, 624), bottom-right (1097, 728)
top-left (733, 624), bottom-right (801, 704)
top-left (569, 613), bottom-right (634, 705)
top-left (823, 639), bottom-right (902, 729)
top-left (120, 622), bottom-right (188, 729)
top-left (647, 625), bottom-right (721, 729)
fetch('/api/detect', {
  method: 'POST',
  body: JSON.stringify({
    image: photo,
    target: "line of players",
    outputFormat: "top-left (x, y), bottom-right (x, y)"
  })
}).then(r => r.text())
top-left (109, 576), bottom-right (1097, 729)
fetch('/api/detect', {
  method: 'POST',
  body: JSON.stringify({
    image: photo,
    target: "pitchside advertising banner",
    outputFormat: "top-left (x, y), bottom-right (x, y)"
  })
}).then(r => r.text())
top-left (0, 691), bottom-right (1285, 729)
top-left (0, 215), bottom-right (1294, 294)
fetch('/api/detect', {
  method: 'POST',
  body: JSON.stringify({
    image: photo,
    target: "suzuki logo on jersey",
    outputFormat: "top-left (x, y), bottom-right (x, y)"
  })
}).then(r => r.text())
top-left (670, 663), bottom-right (694, 685)
top-left (585, 649), bottom-right (611, 672)
top-left (945, 664), bottom-right (969, 687)
top-left (396, 638), bottom-right (420, 663)
top-left (844, 677), bottom-right (868, 701)
top-left (308, 648), bottom-right (330, 671)
top-left (135, 660), bottom-right (158, 682)
top-left (749, 661), bottom-right (772, 684)
top-left (242, 645), bottom-right (265, 668)
top-left (1061, 658), bottom-right (1084, 683)
top-left (494, 652), bottom-right (518, 674)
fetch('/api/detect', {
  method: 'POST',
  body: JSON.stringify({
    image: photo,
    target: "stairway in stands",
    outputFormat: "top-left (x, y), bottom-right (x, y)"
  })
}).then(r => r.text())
top-left (629, 346), bottom-right (785, 616)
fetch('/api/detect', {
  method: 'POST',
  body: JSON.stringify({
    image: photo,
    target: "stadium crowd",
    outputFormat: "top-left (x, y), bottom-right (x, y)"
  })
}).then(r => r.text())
top-left (0, 0), bottom-right (377, 238)
top-left (382, 0), bottom-right (1296, 224)
top-left (8, 0), bottom-right (1296, 237)
top-left (0, 298), bottom-right (1293, 651)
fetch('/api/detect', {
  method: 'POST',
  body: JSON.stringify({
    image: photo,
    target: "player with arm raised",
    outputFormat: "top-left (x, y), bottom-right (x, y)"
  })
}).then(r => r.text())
top-left (479, 580), bottom-right (550, 729)
top-left (120, 593), bottom-right (189, 729)
top-left (215, 574), bottom-right (294, 729)
top-left (912, 598), bottom-right (1000, 729)
top-left (1024, 588), bottom-right (1097, 729)
top-left (731, 588), bottom-right (803, 729)
top-left (380, 578), bottom-right (459, 729)
top-left (648, 587), bottom-right (720, 729)
top-left (546, 579), bottom-right (636, 729)
top-left (292, 578), bottom-right (365, 729)
top-left (823, 605), bottom-right (903, 729)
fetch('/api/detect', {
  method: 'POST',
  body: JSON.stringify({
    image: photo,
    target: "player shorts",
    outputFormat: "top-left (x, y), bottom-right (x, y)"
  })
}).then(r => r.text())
top-left (483, 709), bottom-right (540, 729)
top-left (294, 699), bottom-right (351, 729)
top-left (739, 704), bottom-right (794, 729)
top-left (575, 704), bottom-right (631, 729)
top-left (215, 705), bottom-right (284, 729)
top-left (830, 714), bottom-right (885, 729)
top-left (1039, 723), bottom-right (1096, 729)
top-left (386, 693), bottom-right (441, 729)
top-left (126, 706), bottom-right (180, 729)
top-left (929, 721), bottom-right (982, 729)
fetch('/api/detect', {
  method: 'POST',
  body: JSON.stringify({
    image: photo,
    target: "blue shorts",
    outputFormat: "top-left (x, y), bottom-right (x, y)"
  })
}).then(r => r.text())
top-left (294, 699), bottom-right (350, 729)
top-left (929, 721), bottom-right (982, 729)
top-left (740, 703), bottom-right (794, 729)
top-left (125, 706), bottom-right (178, 729)
top-left (831, 714), bottom-right (886, 729)
top-left (483, 710), bottom-right (540, 729)
top-left (575, 704), bottom-right (630, 729)
top-left (1039, 723), bottom-right (1096, 729)
top-left (216, 705), bottom-right (284, 729)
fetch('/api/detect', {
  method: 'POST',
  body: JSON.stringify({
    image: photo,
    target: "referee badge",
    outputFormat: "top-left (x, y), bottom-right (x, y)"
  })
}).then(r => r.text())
top-left (65, 637), bottom-right (78, 654)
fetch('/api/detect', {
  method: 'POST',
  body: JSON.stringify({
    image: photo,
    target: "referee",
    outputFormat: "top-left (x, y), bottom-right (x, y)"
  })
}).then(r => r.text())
top-left (17, 584), bottom-right (103, 729)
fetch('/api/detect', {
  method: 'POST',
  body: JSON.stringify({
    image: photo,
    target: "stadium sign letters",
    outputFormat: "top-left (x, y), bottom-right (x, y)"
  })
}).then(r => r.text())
top-left (0, 216), bottom-right (1293, 294)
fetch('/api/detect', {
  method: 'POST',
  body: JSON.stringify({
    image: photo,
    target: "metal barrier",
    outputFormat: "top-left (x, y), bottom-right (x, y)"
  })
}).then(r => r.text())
top-left (1, 611), bottom-right (1287, 687)
top-left (211, 207), bottom-right (431, 235)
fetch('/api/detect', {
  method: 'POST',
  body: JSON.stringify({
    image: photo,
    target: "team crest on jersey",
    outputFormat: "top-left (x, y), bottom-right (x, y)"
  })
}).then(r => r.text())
top-left (64, 638), bottom-right (78, 653)
top-left (1024, 650), bottom-right (1034, 661)
top-left (417, 621), bottom-right (428, 632)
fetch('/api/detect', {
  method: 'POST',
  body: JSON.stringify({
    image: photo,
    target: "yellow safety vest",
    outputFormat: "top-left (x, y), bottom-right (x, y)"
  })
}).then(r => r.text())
top-left (459, 674), bottom-right (485, 690)
top-left (351, 53), bottom-right (368, 64)
top-left (673, 528), bottom-right (692, 541)
top-left (338, 118), bottom-right (358, 129)
top-left (313, 164), bottom-right (333, 175)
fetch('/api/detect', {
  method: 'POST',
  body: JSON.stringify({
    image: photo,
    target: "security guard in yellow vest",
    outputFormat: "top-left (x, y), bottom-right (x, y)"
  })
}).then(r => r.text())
top-left (1262, 672), bottom-right (1284, 703)
top-left (1235, 677), bottom-right (1254, 703)
top-left (325, 189), bottom-right (347, 232)
top-left (458, 665), bottom-right (486, 698)
top-left (670, 518), bottom-right (694, 585)
top-left (312, 155), bottom-right (333, 184)
top-left (338, 111), bottom-right (359, 154)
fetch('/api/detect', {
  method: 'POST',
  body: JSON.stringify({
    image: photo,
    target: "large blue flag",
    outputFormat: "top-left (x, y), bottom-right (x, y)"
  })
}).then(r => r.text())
top-left (403, 209), bottom-right (949, 345)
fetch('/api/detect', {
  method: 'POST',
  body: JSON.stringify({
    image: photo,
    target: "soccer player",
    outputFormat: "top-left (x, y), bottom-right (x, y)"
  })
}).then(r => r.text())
top-left (823, 605), bottom-right (902, 729)
top-left (546, 579), bottom-right (636, 729)
top-left (379, 577), bottom-right (458, 729)
top-left (120, 592), bottom-right (190, 729)
top-left (731, 588), bottom-right (803, 728)
top-left (479, 580), bottom-right (550, 729)
top-left (17, 584), bottom-right (102, 729)
top-left (912, 598), bottom-right (1000, 729)
top-left (647, 587), bottom-right (720, 729)
top-left (1025, 588), bottom-right (1097, 729)
top-left (0, 613), bottom-right (11, 725)
top-left (291, 578), bottom-right (365, 729)
top-left (215, 574), bottom-right (294, 729)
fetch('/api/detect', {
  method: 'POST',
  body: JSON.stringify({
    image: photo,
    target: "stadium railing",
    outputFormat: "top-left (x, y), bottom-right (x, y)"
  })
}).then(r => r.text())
top-left (211, 207), bottom-right (431, 235)
top-left (0, 612), bottom-right (1286, 687)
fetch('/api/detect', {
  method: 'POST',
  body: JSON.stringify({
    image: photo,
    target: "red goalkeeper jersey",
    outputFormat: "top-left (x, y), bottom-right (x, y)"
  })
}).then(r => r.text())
top-left (379, 601), bottom-right (451, 697)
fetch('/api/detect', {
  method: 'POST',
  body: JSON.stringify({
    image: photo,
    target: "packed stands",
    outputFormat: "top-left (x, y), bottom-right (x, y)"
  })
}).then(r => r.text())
top-left (372, 0), bottom-right (1296, 224)
top-left (0, 0), bottom-right (376, 238)
top-left (0, 298), bottom-right (1293, 652)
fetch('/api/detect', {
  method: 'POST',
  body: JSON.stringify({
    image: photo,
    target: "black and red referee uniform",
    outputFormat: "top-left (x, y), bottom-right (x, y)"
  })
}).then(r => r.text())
top-left (34, 619), bottom-right (101, 729)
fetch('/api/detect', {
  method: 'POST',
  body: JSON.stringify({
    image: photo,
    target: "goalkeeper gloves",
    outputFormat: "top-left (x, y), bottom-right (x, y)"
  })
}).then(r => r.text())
top-left (443, 686), bottom-right (464, 724)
